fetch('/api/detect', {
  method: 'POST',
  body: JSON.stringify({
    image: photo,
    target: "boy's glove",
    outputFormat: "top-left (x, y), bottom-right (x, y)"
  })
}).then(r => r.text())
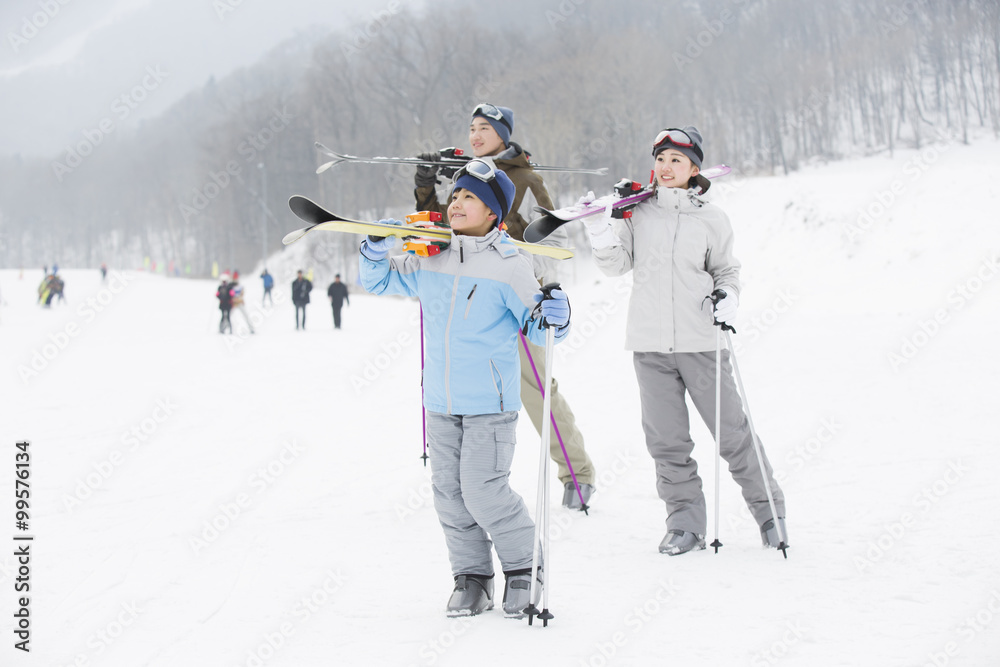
top-left (414, 152), bottom-right (441, 188)
top-left (533, 288), bottom-right (570, 329)
top-left (360, 219), bottom-right (402, 261)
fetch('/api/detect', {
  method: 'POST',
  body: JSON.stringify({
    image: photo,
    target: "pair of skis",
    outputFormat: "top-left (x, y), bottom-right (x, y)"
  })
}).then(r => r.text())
top-left (314, 142), bottom-right (609, 177)
top-left (523, 165), bottom-right (731, 243)
top-left (283, 196), bottom-right (574, 260)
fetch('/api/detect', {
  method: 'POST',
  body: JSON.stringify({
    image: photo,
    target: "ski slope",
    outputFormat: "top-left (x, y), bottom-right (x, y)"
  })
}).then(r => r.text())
top-left (1, 138), bottom-right (999, 667)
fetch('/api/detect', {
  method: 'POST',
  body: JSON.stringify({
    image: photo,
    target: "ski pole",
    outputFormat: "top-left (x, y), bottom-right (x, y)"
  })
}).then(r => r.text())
top-left (420, 305), bottom-right (428, 466)
top-left (724, 330), bottom-right (788, 558)
top-left (711, 324), bottom-right (723, 553)
top-left (519, 332), bottom-right (589, 514)
top-left (526, 284), bottom-right (561, 627)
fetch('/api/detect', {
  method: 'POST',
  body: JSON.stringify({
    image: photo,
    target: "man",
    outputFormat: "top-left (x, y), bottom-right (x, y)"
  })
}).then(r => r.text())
top-left (292, 270), bottom-right (312, 330)
top-left (413, 103), bottom-right (597, 510)
top-left (327, 274), bottom-right (350, 329)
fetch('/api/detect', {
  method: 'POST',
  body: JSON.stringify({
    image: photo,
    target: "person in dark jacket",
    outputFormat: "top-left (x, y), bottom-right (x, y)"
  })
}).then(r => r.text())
top-left (327, 274), bottom-right (350, 329)
top-left (292, 270), bottom-right (312, 330)
top-left (216, 275), bottom-right (233, 334)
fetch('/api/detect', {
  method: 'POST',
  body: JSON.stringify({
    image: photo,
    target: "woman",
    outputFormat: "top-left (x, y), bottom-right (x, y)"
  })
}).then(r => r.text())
top-left (585, 126), bottom-right (788, 555)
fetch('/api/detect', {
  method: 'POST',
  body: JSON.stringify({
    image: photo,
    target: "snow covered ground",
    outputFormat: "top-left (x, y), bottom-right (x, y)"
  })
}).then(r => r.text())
top-left (2, 137), bottom-right (999, 667)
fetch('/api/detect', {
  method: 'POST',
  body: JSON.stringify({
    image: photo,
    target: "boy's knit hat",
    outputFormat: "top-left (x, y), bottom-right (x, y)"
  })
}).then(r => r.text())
top-left (452, 167), bottom-right (516, 224)
top-left (472, 104), bottom-right (514, 147)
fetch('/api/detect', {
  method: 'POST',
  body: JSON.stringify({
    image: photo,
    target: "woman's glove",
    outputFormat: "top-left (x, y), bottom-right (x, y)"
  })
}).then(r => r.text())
top-left (712, 289), bottom-right (739, 326)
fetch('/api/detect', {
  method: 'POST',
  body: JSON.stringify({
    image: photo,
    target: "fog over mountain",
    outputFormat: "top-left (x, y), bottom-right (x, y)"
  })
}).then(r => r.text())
top-left (0, 0), bottom-right (425, 156)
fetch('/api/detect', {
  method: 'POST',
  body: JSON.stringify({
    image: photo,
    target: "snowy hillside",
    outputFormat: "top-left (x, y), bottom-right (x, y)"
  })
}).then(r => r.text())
top-left (1, 138), bottom-right (999, 667)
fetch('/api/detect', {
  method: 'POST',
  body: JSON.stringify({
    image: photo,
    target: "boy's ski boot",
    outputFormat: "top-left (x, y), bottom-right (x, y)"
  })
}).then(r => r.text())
top-left (445, 575), bottom-right (493, 617)
top-left (502, 569), bottom-right (543, 619)
top-left (658, 530), bottom-right (706, 556)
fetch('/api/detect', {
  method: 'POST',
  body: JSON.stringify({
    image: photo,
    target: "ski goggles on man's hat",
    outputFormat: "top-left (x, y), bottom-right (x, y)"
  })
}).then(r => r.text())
top-left (472, 103), bottom-right (512, 130)
top-left (452, 158), bottom-right (513, 223)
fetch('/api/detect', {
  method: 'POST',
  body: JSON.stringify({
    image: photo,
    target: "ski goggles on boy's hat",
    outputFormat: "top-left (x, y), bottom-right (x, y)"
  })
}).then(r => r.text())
top-left (652, 127), bottom-right (704, 167)
top-left (452, 158), bottom-right (516, 224)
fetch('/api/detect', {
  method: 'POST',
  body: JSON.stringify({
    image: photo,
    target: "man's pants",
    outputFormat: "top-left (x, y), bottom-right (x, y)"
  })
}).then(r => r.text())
top-left (295, 305), bottom-right (306, 329)
top-left (332, 306), bottom-right (342, 329)
top-left (519, 336), bottom-right (595, 485)
top-left (632, 350), bottom-right (785, 534)
top-left (427, 411), bottom-right (536, 577)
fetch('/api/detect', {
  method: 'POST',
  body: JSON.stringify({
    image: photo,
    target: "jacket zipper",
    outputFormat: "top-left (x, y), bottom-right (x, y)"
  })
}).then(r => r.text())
top-left (464, 284), bottom-right (477, 319)
top-left (444, 275), bottom-right (460, 413)
top-left (489, 359), bottom-right (504, 412)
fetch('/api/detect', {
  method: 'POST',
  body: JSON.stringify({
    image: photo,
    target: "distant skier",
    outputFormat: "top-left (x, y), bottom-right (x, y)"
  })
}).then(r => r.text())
top-left (50, 274), bottom-right (65, 305)
top-left (326, 274), bottom-right (349, 329)
top-left (585, 126), bottom-right (788, 555)
top-left (363, 163), bottom-right (571, 618)
top-left (260, 268), bottom-right (274, 305)
top-left (216, 274), bottom-right (233, 334)
top-left (413, 103), bottom-right (597, 510)
top-left (230, 274), bottom-right (255, 334)
top-left (100, 263), bottom-right (108, 281)
top-left (291, 270), bottom-right (312, 330)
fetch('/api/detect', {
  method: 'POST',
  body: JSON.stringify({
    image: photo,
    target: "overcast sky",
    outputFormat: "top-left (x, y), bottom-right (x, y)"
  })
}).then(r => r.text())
top-left (0, 0), bottom-right (425, 157)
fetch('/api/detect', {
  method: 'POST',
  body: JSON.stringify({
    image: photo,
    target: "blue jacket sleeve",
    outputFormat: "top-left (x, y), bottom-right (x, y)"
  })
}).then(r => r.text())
top-left (359, 248), bottom-right (420, 297)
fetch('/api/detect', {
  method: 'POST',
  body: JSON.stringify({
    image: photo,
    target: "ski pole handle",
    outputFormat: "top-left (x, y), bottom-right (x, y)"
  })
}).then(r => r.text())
top-left (708, 289), bottom-right (737, 334)
top-left (523, 282), bottom-right (564, 334)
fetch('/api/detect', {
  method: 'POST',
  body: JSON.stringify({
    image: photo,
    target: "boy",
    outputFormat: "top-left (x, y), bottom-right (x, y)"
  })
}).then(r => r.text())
top-left (415, 103), bottom-right (596, 510)
top-left (361, 161), bottom-right (571, 617)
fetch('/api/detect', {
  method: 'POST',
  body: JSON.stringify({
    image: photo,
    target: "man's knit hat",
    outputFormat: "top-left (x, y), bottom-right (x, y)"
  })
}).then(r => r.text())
top-left (472, 103), bottom-right (514, 147)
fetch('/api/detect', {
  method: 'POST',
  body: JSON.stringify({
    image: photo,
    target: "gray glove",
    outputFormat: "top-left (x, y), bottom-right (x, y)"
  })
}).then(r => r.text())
top-left (415, 152), bottom-right (441, 189)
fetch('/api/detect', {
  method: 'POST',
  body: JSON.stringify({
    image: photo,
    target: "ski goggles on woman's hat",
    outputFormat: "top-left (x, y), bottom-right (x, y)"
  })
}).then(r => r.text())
top-left (452, 158), bottom-right (514, 223)
top-left (652, 127), bottom-right (704, 165)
